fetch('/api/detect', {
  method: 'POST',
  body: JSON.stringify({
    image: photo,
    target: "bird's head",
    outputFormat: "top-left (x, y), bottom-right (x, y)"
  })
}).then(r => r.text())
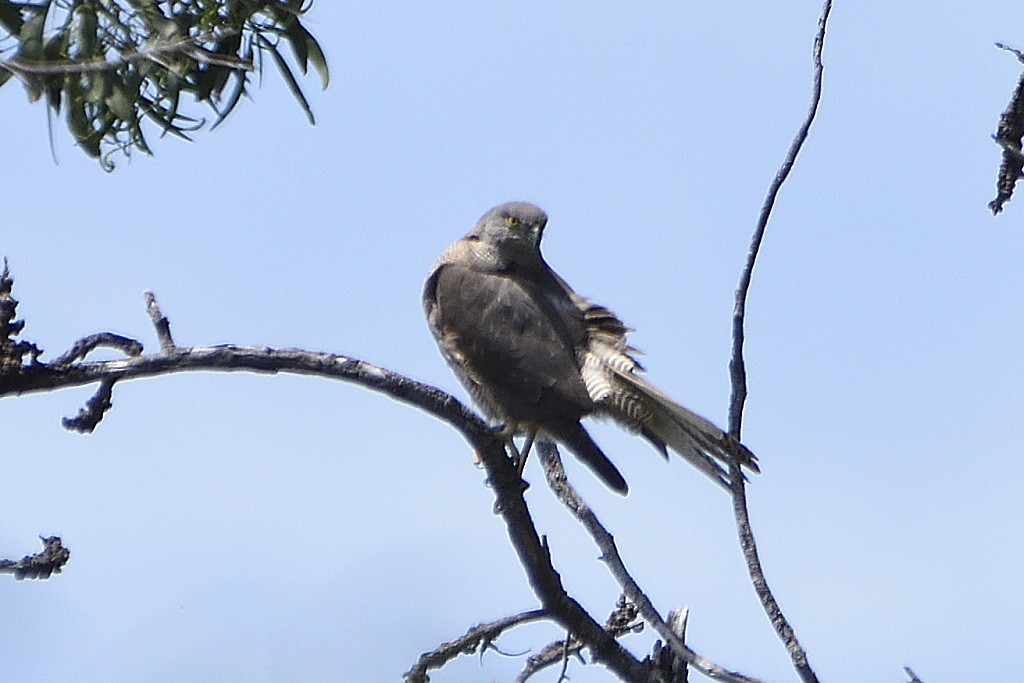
top-left (470, 202), bottom-right (549, 251)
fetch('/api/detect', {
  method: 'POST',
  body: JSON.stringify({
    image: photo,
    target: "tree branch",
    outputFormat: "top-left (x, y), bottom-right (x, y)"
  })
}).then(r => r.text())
top-left (0, 288), bottom-right (650, 682)
top-left (904, 666), bottom-right (925, 683)
top-left (0, 536), bottom-right (70, 580)
top-left (726, 2), bottom-right (832, 682)
top-left (515, 597), bottom-right (642, 683)
top-left (0, 32), bottom-right (252, 78)
top-left (537, 442), bottom-right (762, 683)
top-left (989, 43), bottom-right (1024, 215)
top-left (651, 608), bottom-right (691, 683)
top-left (403, 609), bottom-right (547, 683)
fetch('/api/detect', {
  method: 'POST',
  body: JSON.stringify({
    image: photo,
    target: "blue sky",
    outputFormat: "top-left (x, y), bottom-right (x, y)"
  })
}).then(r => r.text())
top-left (2, 2), bottom-right (1023, 681)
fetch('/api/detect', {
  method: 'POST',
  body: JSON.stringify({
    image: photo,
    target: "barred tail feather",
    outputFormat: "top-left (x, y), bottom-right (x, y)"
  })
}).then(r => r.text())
top-left (610, 370), bottom-right (759, 490)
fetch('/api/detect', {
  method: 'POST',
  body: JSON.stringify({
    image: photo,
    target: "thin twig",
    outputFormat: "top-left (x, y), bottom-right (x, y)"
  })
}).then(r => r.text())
top-left (904, 666), bottom-right (924, 683)
top-left (61, 377), bottom-right (116, 433)
top-left (50, 332), bottom-right (144, 367)
top-left (726, 2), bottom-right (832, 682)
top-left (403, 609), bottom-right (547, 683)
top-left (537, 442), bottom-right (762, 683)
top-left (995, 42), bottom-right (1024, 64)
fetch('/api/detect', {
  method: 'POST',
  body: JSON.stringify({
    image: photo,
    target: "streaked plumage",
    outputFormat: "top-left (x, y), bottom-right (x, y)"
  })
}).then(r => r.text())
top-left (423, 201), bottom-right (757, 494)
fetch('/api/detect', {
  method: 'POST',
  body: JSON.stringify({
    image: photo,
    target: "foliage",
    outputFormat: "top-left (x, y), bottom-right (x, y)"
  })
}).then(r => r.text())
top-left (0, 0), bottom-right (328, 168)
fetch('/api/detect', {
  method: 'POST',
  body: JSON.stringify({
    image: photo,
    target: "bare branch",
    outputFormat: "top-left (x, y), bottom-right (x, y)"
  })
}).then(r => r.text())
top-left (904, 666), bottom-right (925, 683)
top-left (0, 286), bottom-right (649, 682)
top-left (0, 537), bottom-right (70, 580)
top-left (537, 442), bottom-right (762, 683)
top-left (516, 597), bottom-right (643, 683)
top-left (652, 607), bottom-right (690, 683)
top-left (144, 290), bottom-right (176, 352)
top-left (61, 377), bottom-right (116, 433)
top-left (995, 42), bottom-right (1024, 64)
top-left (50, 332), bottom-right (143, 368)
top-left (725, 2), bottom-right (832, 682)
top-left (0, 260), bottom-right (41, 371)
top-left (403, 609), bottom-right (547, 683)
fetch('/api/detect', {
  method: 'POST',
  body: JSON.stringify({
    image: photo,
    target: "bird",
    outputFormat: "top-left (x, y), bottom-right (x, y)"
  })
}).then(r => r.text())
top-left (423, 201), bottom-right (757, 494)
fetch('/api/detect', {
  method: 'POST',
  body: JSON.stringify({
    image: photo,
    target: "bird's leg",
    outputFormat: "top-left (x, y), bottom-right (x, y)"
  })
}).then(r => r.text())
top-left (474, 423), bottom-right (523, 466)
top-left (515, 428), bottom-right (537, 478)
top-left (495, 422), bottom-right (522, 463)
top-left (497, 423), bottom-right (536, 486)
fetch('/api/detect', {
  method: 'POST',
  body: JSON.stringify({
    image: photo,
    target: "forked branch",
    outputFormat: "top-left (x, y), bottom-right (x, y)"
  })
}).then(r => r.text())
top-left (0, 285), bottom-right (649, 681)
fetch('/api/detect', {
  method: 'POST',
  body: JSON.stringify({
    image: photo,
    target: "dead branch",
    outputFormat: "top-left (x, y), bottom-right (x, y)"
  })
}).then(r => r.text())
top-left (0, 285), bottom-right (650, 682)
top-left (725, 2), bottom-right (832, 682)
top-left (0, 537), bottom-right (70, 580)
top-left (651, 608), bottom-right (691, 683)
top-left (537, 442), bottom-right (762, 683)
top-left (904, 666), bottom-right (925, 682)
top-left (989, 43), bottom-right (1024, 214)
top-left (515, 597), bottom-right (643, 683)
top-left (403, 609), bottom-right (547, 683)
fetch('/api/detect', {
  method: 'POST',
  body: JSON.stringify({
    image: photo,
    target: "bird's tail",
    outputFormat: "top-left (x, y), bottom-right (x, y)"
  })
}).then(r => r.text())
top-left (543, 420), bottom-right (629, 495)
top-left (610, 370), bottom-right (759, 490)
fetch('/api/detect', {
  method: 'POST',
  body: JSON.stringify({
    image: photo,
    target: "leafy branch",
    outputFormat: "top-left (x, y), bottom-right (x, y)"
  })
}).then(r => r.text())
top-left (0, 0), bottom-right (328, 168)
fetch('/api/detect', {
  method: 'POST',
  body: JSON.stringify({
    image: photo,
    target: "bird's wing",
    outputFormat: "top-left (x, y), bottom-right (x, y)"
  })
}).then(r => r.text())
top-left (425, 260), bottom-right (592, 418)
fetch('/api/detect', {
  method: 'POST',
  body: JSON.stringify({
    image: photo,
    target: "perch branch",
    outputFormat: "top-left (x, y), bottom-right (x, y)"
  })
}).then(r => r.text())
top-left (0, 289), bottom-right (650, 683)
top-left (726, 2), bottom-right (831, 682)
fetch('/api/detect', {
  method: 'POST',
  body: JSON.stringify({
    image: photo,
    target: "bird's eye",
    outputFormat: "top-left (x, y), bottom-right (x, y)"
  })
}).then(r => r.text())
top-left (505, 215), bottom-right (520, 227)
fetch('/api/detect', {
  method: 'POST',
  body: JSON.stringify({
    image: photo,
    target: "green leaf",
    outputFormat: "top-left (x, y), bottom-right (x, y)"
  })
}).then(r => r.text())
top-left (86, 72), bottom-right (109, 103)
top-left (104, 82), bottom-right (134, 120)
top-left (306, 33), bottom-right (329, 90)
top-left (258, 32), bottom-right (314, 125)
top-left (0, 1), bottom-right (23, 36)
top-left (281, 18), bottom-right (329, 90)
top-left (282, 17), bottom-right (308, 71)
top-left (75, 3), bottom-right (98, 59)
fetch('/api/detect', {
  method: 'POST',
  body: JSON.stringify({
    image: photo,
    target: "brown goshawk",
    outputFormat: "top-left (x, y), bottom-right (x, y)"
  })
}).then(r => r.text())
top-left (423, 201), bottom-right (757, 494)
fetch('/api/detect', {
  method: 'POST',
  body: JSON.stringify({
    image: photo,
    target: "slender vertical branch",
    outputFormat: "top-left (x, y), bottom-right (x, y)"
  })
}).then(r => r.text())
top-left (726, 2), bottom-right (832, 682)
